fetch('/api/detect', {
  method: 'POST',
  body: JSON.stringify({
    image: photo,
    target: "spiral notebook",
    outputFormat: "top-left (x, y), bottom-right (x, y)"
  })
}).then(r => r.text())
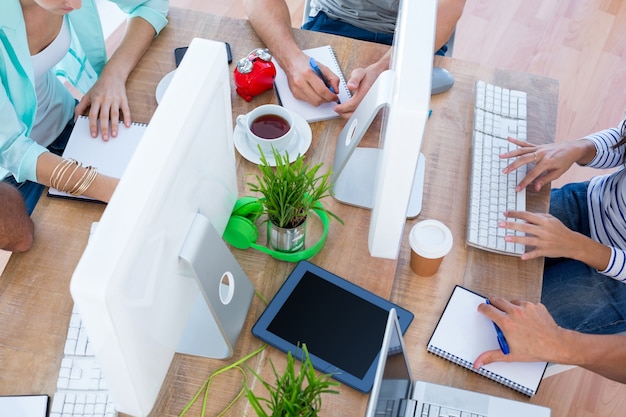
top-left (427, 285), bottom-right (548, 397)
top-left (47, 115), bottom-right (147, 201)
top-left (273, 45), bottom-right (351, 122)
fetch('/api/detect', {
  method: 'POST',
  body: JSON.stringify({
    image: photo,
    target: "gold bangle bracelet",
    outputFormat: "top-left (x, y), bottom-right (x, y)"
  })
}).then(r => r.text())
top-left (70, 166), bottom-right (98, 196)
top-left (67, 166), bottom-right (91, 195)
top-left (51, 159), bottom-right (78, 190)
top-left (73, 168), bottom-right (98, 196)
top-left (61, 163), bottom-right (82, 192)
top-left (50, 158), bottom-right (69, 189)
top-left (49, 159), bottom-right (68, 188)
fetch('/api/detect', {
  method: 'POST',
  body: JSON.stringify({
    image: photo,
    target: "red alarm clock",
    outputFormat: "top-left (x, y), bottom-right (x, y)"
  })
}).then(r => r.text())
top-left (233, 48), bottom-right (276, 102)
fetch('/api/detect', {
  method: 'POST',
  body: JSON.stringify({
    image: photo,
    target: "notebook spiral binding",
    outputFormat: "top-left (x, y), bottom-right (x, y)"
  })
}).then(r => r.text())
top-left (77, 115), bottom-right (147, 127)
top-left (327, 48), bottom-right (352, 99)
top-left (426, 345), bottom-right (534, 397)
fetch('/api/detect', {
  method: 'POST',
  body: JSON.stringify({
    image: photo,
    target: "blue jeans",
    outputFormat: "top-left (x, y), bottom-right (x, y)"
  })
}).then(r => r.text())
top-left (542, 182), bottom-right (626, 334)
top-left (3, 118), bottom-right (74, 216)
top-left (302, 12), bottom-right (449, 56)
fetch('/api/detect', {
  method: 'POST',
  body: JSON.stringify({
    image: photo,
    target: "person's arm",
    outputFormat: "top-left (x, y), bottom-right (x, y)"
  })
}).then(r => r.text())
top-left (243, 0), bottom-right (340, 107)
top-left (474, 298), bottom-right (626, 384)
top-left (500, 137), bottom-right (597, 191)
top-left (336, 0), bottom-right (467, 118)
top-left (496, 210), bottom-right (612, 266)
top-left (435, 0), bottom-right (466, 52)
top-left (501, 120), bottom-right (626, 192)
top-left (36, 152), bottom-right (118, 203)
top-left (75, 17), bottom-right (160, 141)
top-left (0, 183), bottom-right (34, 252)
top-left (566, 332), bottom-right (626, 383)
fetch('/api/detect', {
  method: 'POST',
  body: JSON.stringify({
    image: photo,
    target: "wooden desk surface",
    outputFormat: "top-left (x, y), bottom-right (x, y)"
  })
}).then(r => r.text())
top-left (0, 8), bottom-right (558, 416)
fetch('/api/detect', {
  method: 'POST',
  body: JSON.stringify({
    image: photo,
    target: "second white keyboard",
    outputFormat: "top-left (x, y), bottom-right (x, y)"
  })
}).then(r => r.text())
top-left (466, 81), bottom-right (528, 256)
top-left (50, 307), bottom-right (118, 417)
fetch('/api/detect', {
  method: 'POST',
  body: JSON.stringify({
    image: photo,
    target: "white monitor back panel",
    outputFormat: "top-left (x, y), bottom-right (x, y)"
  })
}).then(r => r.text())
top-left (332, 0), bottom-right (436, 259)
top-left (70, 38), bottom-right (241, 416)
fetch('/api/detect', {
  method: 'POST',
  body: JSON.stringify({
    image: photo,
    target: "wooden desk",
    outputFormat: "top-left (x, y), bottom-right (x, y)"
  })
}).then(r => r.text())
top-left (0, 8), bottom-right (558, 416)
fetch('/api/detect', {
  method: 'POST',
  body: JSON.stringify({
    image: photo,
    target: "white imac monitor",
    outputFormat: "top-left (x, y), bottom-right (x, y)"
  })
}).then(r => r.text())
top-left (331, 0), bottom-right (436, 259)
top-left (70, 38), bottom-right (255, 416)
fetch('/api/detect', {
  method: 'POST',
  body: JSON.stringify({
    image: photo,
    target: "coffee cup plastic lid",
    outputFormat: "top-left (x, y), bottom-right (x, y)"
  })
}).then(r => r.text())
top-left (409, 219), bottom-right (453, 259)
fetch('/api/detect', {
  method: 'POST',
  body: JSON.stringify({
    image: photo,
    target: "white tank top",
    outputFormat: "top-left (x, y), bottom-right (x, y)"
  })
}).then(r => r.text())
top-left (30, 16), bottom-right (76, 147)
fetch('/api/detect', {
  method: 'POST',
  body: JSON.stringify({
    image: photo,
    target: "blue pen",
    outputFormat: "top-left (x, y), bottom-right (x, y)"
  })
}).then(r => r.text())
top-left (485, 299), bottom-right (510, 355)
top-left (309, 57), bottom-right (338, 95)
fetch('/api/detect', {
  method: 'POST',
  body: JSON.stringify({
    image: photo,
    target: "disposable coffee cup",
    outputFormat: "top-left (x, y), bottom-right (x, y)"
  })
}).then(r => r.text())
top-left (236, 104), bottom-right (294, 155)
top-left (409, 219), bottom-right (453, 276)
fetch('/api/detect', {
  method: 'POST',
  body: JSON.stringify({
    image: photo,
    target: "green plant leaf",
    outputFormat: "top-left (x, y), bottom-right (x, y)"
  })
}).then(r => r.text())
top-left (247, 146), bottom-right (343, 229)
top-left (244, 344), bottom-right (340, 417)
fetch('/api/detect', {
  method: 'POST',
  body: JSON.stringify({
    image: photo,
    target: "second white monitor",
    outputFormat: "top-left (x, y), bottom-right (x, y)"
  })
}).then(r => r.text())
top-left (331, 0), bottom-right (436, 259)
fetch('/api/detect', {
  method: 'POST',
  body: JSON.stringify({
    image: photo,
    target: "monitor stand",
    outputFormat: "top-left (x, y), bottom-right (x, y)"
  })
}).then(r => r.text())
top-left (331, 70), bottom-right (425, 219)
top-left (332, 149), bottom-right (425, 219)
top-left (178, 212), bottom-right (255, 359)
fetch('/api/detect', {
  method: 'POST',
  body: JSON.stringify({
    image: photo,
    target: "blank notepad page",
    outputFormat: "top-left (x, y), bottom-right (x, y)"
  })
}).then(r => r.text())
top-left (427, 286), bottom-right (547, 396)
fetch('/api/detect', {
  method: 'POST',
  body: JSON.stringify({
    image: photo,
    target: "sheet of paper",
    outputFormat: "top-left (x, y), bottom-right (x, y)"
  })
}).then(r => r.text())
top-left (0, 395), bottom-right (48, 417)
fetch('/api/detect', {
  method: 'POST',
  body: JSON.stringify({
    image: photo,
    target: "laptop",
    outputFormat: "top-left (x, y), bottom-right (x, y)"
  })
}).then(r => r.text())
top-left (365, 309), bottom-right (551, 417)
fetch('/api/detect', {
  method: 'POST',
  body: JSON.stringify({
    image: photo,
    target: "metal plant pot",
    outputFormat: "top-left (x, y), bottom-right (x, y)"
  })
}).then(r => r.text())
top-left (267, 220), bottom-right (306, 253)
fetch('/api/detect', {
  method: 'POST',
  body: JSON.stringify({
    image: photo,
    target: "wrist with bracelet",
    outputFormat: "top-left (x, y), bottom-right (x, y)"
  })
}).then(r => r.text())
top-left (49, 158), bottom-right (99, 196)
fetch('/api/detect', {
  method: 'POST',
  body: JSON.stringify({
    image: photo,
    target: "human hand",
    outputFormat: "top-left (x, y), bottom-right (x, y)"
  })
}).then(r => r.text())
top-left (334, 63), bottom-right (383, 118)
top-left (501, 210), bottom-right (612, 268)
top-left (74, 68), bottom-right (131, 141)
top-left (474, 297), bottom-right (564, 368)
top-left (283, 53), bottom-right (340, 107)
top-left (499, 210), bottom-right (579, 260)
top-left (499, 137), bottom-right (583, 191)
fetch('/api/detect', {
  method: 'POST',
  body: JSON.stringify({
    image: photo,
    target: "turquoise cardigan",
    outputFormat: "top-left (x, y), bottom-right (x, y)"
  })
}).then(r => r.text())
top-left (0, 0), bottom-right (168, 183)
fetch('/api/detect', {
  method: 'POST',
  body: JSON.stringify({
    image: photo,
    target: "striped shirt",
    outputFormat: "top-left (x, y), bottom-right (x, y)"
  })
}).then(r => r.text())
top-left (583, 122), bottom-right (626, 281)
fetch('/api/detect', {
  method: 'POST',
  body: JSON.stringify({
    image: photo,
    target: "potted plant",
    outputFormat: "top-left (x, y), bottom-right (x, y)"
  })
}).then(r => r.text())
top-left (245, 344), bottom-right (340, 417)
top-left (248, 147), bottom-right (342, 253)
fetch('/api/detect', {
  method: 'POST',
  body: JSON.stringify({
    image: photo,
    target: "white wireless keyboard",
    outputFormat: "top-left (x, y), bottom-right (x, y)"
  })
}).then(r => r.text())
top-left (466, 81), bottom-right (528, 256)
top-left (50, 307), bottom-right (117, 417)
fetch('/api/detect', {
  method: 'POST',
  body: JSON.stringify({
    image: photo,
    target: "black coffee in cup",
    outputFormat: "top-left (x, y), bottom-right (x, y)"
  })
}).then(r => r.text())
top-left (250, 114), bottom-right (290, 139)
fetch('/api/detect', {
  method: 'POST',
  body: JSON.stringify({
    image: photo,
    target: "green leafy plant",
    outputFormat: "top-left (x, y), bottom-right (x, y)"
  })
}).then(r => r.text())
top-left (248, 147), bottom-right (342, 229)
top-left (245, 344), bottom-right (340, 417)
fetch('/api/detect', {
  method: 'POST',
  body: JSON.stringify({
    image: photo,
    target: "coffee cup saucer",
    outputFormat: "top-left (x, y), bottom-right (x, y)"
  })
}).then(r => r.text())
top-left (234, 111), bottom-right (312, 166)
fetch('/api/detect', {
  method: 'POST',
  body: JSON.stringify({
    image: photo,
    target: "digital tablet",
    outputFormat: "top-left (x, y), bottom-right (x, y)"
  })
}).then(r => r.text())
top-left (252, 260), bottom-right (414, 393)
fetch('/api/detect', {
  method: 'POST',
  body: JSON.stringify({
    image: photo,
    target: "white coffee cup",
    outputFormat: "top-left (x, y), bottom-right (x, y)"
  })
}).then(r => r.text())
top-left (409, 219), bottom-right (453, 276)
top-left (236, 104), bottom-right (295, 156)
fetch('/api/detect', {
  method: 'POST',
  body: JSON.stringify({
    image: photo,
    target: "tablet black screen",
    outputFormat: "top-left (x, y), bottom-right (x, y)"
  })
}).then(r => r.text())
top-left (267, 270), bottom-right (388, 378)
